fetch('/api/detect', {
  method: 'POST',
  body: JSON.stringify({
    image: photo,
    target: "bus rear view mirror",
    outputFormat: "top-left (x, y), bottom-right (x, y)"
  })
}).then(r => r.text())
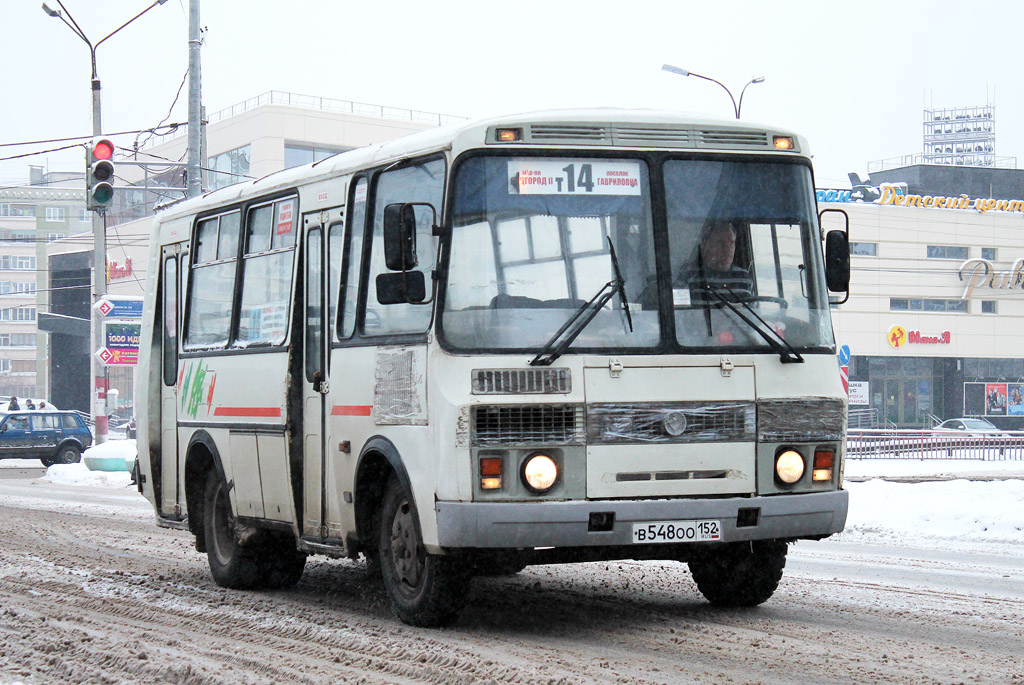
top-left (383, 203), bottom-right (418, 271)
top-left (376, 271), bottom-right (426, 305)
top-left (824, 230), bottom-right (850, 293)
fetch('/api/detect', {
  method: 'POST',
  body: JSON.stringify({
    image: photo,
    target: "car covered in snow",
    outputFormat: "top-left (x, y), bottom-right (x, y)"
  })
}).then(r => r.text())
top-left (0, 411), bottom-right (93, 467)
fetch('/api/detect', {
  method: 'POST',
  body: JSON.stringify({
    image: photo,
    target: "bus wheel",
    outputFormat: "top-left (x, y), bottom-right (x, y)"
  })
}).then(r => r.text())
top-left (378, 477), bottom-right (469, 627)
top-left (258, 533), bottom-right (307, 589)
top-left (688, 540), bottom-right (787, 607)
top-left (203, 471), bottom-right (262, 590)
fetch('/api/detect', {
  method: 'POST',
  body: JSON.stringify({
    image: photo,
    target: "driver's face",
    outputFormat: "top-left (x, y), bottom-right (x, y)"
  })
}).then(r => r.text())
top-left (702, 228), bottom-right (736, 271)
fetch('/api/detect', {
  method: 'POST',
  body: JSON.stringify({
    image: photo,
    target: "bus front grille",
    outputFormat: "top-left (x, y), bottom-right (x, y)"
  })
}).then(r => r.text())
top-left (471, 404), bottom-right (585, 446)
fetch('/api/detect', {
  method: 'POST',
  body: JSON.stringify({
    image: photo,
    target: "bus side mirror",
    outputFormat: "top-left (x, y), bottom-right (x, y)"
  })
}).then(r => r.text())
top-left (383, 203), bottom-right (418, 271)
top-left (824, 230), bottom-right (850, 293)
top-left (376, 271), bottom-right (426, 305)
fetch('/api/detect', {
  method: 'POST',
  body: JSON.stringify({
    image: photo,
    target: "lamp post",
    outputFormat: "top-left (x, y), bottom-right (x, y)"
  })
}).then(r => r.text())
top-left (42, 0), bottom-right (168, 443)
top-left (662, 64), bottom-right (765, 119)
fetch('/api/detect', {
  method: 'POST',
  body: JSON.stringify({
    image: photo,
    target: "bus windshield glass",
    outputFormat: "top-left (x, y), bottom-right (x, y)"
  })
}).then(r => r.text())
top-left (443, 156), bottom-right (659, 352)
top-left (441, 155), bottom-right (834, 354)
top-left (663, 159), bottom-right (834, 352)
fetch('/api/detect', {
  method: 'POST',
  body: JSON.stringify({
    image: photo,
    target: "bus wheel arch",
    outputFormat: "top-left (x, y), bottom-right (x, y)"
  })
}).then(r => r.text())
top-left (184, 431), bottom-right (228, 554)
top-left (353, 437), bottom-right (415, 565)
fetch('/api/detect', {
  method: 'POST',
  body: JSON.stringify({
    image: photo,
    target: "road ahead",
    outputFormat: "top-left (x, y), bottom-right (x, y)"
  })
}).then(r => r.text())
top-left (0, 470), bottom-right (1021, 684)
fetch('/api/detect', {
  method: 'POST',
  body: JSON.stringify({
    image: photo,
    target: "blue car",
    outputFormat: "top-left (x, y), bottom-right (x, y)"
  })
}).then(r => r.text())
top-left (0, 412), bottom-right (93, 467)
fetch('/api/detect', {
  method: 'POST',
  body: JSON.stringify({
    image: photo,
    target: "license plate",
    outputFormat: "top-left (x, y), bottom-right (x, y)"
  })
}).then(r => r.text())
top-left (632, 519), bottom-right (721, 544)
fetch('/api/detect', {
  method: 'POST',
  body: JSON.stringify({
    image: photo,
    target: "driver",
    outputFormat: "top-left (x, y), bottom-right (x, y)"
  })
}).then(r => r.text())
top-left (685, 222), bottom-right (754, 301)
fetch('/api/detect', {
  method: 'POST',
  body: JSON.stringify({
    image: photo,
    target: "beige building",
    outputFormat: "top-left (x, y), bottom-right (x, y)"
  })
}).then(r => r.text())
top-left (824, 180), bottom-right (1024, 428)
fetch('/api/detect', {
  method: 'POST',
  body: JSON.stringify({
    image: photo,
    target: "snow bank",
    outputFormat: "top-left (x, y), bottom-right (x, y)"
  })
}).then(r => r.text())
top-left (43, 440), bottom-right (136, 487)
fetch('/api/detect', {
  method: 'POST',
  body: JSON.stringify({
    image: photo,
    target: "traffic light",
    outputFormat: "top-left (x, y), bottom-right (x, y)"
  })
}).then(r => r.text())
top-left (86, 138), bottom-right (115, 211)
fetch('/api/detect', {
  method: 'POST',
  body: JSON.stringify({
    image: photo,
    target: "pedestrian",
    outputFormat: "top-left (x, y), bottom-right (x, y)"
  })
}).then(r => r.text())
top-left (25, 399), bottom-right (35, 410)
top-left (8, 396), bottom-right (19, 411)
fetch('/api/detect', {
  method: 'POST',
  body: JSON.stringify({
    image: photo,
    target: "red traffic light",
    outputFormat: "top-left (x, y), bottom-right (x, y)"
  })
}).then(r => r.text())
top-left (92, 139), bottom-right (115, 161)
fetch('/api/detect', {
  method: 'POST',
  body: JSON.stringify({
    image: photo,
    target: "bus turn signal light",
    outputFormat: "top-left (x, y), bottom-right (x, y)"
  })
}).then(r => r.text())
top-left (480, 456), bottom-right (503, 490)
top-left (813, 449), bottom-right (834, 481)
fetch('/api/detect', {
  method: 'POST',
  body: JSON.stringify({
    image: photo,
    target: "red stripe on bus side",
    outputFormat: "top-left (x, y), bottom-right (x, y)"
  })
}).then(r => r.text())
top-left (331, 405), bottom-right (372, 416)
top-left (212, 407), bottom-right (282, 417)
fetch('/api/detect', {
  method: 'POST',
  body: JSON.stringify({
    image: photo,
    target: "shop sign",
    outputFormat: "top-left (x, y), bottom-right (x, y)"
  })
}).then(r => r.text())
top-left (849, 381), bottom-right (869, 406)
top-left (887, 325), bottom-right (951, 348)
top-left (958, 258), bottom-right (1024, 299)
top-left (106, 257), bottom-right (133, 282)
top-left (817, 183), bottom-right (1024, 215)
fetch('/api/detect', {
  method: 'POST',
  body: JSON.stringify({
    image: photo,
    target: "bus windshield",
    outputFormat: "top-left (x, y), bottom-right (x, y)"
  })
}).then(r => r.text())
top-left (441, 154), bottom-right (834, 354)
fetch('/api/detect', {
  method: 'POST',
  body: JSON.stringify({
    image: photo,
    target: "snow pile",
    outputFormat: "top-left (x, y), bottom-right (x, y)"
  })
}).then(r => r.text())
top-left (845, 478), bottom-right (1024, 544)
top-left (44, 440), bottom-right (137, 487)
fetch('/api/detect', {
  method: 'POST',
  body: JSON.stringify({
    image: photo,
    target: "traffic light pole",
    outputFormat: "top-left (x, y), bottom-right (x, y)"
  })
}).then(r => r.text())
top-left (90, 77), bottom-right (109, 444)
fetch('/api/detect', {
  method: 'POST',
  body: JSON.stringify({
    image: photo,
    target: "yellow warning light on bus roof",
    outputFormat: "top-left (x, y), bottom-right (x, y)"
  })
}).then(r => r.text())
top-left (773, 136), bottom-right (795, 150)
top-left (496, 128), bottom-right (522, 142)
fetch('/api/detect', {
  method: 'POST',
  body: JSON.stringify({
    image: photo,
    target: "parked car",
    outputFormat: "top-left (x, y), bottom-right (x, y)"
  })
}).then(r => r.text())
top-left (0, 411), bottom-right (93, 467)
top-left (933, 417), bottom-right (1003, 436)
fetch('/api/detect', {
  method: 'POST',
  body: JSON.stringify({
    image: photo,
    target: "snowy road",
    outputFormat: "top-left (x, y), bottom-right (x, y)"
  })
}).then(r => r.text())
top-left (1, 469), bottom-right (1022, 684)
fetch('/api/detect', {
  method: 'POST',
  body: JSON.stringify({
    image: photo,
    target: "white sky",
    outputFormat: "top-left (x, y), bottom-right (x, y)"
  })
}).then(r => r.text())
top-left (3, 0), bottom-right (1023, 190)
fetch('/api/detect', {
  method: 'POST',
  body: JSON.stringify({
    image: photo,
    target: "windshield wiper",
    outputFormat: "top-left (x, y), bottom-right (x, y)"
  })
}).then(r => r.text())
top-left (529, 238), bottom-right (632, 366)
top-left (702, 285), bottom-right (804, 364)
top-left (607, 236), bottom-right (633, 333)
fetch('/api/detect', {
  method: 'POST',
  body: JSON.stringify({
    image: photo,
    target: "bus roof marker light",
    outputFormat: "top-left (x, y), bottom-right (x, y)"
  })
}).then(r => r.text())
top-left (496, 128), bottom-right (522, 142)
top-left (773, 136), bottom-right (794, 150)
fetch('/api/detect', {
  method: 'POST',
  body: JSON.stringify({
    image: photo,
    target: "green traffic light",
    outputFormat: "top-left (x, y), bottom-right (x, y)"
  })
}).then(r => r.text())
top-left (92, 183), bottom-right (114, 205)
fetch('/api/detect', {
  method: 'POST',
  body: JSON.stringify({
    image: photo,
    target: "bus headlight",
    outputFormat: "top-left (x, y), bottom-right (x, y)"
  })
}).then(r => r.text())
top-left (775, 450), bottom-right (805, 484)
top-left (522, 453), bottom-right (558, 492)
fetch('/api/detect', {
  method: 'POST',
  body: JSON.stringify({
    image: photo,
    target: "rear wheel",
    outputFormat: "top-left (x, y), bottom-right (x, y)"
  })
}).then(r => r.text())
top-left (41, 444), bottom-right (81, 468)
top-left (378, 477), bottom-right (469, 627)
top-left (688, 540), bottom-right (788, 607)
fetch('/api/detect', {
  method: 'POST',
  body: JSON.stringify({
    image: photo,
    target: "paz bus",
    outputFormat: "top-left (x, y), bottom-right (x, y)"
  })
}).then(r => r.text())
top-left (137, 108), bottom-right (851, 627)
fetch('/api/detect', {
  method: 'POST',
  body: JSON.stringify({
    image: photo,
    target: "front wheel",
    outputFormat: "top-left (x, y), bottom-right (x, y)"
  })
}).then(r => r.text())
top-left (378, 477), bottom-right (470, 627)
top-left (688, 540), bottom-right (788, 607)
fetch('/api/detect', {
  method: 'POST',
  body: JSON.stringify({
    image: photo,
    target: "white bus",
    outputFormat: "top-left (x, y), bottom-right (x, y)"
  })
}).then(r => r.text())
top-left (137, 109), bottom-right (851, 627)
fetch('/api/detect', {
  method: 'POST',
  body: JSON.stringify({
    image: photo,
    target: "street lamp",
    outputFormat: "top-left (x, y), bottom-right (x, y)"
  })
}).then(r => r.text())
top-left (662, 64), bottom-right (765, 119)
top-left (41, 0), bottom-right (168, 443)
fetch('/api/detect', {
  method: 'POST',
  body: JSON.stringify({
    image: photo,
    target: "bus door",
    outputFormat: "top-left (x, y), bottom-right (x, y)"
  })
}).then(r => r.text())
top-left (160, 244), bottom-right (184, 517)
top-left (301, 210), bottom-right (344, 541)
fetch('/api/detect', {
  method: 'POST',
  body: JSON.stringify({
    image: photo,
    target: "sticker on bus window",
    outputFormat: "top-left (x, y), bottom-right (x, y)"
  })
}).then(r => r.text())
top-left (276, 200), bottom-right (295, 235)
top-left (354, 182), bottom-right (367, 204)
top-left (508, 160), bottom-right (642, 196)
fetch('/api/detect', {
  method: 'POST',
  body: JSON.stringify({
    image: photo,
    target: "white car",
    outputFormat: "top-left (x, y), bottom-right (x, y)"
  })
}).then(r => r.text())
top-left (933, 417), bottom-right (1003, 436)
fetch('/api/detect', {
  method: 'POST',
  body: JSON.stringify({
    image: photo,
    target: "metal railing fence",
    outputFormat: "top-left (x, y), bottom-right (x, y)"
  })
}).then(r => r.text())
top-left (848, 428), bottom-right (1024, 460)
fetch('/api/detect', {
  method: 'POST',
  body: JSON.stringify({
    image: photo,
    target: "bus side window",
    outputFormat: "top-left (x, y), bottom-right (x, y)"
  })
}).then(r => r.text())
top-left (339, 178), bottom-right (367, 339)
top-left (237, 197), bottom-right (298, 345)
top-left (162, 256), bottom-right (178, 386)
top-left (184, 211), bottom-right (240, 348)
top-left (364, 158), bottom-right (445, 336)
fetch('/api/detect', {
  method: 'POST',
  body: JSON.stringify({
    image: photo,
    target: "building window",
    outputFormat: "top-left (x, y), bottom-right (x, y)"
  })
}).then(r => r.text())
top-left (45, 207), bottom-right (66, 222)
top-left (0, 282), bottom-right (36, 296)
top-left (0, 203), bottom-right (35, 218)
top-left (890, 298), bottom-right (967, 313)
top-left (208, 145), bottom-right (251, 191)
top-left (284, 144), bottom-right (352, 169)
top-left (981, 248), bottom-right (996, 261)
top-left (849, 242), bottom-right (877, 256)
top-left (0, 360), bottom-right (10, 374)
top-left (926, 245), bottom-right (968, 260)
top-left (0, 256), bottom-right (36, 271)
top-left (47, 233), bottom-right (64, 243)
top-left (0, 307), bottom-right (37, 322)
top-left (11, 360), bottom-right (35, 375)
top-left (79, 209), bottom-right (91, 222)
top-left (981, 300), bottom-right (997, 314)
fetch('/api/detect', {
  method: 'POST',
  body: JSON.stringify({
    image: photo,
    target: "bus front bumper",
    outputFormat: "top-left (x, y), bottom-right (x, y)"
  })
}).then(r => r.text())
top-left (435, 489), bottom-right (848, 549)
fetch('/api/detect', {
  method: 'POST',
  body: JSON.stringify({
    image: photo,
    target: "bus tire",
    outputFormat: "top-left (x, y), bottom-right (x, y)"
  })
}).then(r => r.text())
top-left (688, 540), bottom-right (787, 607)
top-left (203, 470), bottom-right (263, 590)
top-left (258, 533), bottom-right (307, 589)
top-left (378, 477), bottom-right (469, 627)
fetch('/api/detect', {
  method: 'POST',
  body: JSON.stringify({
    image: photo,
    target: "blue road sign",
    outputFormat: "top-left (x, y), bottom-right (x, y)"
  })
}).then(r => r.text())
top-left (839, 344), bottom-right (851, 365)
